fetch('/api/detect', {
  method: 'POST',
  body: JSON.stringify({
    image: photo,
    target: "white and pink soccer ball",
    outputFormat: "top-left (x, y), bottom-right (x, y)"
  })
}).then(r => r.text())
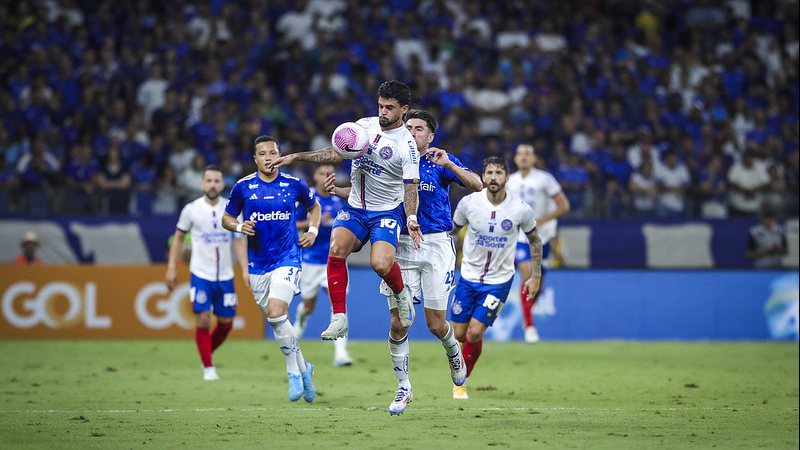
top-left (331, 122), bottom-right (370, 159)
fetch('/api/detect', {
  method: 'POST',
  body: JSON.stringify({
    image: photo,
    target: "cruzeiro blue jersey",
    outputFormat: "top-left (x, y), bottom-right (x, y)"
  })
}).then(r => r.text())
top-left (225, 172), bottom-right (316, 274)
top-left (401, 152), bottom-right (473, 235)
top-left (297, 187), bottom-right (345, 264)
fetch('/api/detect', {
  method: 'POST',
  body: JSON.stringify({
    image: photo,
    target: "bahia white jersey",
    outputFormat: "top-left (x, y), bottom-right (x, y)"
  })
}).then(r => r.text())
top-left (454, 189), bottom-right (536, 285)
top-left (507, 168), bottom-right (562, 244)
top-left (176, 196), bottom-right (240, 282)
top-left (348, 116), bottom-right (419, 211)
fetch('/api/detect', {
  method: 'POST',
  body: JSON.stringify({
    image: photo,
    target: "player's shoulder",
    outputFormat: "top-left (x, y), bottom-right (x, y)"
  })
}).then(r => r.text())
top-left (234, 172), bottom-right (258, 187)
top-left (356, 116), bottom-right (378, 129)
top-left (460, 190), bottom-right (483, 206)
top-left (533, 167), bottom-right (559, 182)
top-left (507, 191), bottom-right (533, 211)
top-left (279, 172), bottom-right (302, 183)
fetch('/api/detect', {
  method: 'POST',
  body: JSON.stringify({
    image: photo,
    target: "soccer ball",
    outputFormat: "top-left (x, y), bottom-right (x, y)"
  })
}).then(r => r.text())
top-left (331, 122), bottom-right (370, 159)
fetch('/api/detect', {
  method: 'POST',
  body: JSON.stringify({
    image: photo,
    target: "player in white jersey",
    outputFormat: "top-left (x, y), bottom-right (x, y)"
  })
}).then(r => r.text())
top-left (325, 109), bottom-right (483, 414)
top-left (507, 144), bottom-right (570, 343)
top-left (165, 165), bottom-right (249, 381)
top-left (270, 80), bottom-right (422, 342)
top-left (449, 157), bottom-right (543, 399)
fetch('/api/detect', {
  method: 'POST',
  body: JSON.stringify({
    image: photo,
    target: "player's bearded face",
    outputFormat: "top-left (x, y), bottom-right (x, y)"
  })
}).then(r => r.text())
top-left (377, 97), bottom-right (407, 128)
top-left (202, 170), bottom-right (224, 199)
top-left (484, 166), bottom-right (508, 193)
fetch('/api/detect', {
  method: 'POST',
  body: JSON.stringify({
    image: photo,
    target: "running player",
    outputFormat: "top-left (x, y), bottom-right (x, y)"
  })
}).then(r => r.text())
top-left (449, 157), bottom-right (543, 399)
top-left (221, 135), bottom-right (321, 403)
top-left (325, 109), bottom-right (483, 414)
top-left (165, 165), bottom-right (249, 381)
top-left (295, 164), bottom-right (353, 367)
top-left (270, 80), bottom-right (422, 341)
top-left (507, 144), bottom-right (570, 343)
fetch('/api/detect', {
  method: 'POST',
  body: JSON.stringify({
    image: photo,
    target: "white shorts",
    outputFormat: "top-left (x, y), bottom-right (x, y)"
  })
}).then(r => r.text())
top-left (300, 262), bottom-right (327, 300)
top-left (249, 266), bottom-right (301, 311)
top-left (380, 232), bottom-right (456, 311)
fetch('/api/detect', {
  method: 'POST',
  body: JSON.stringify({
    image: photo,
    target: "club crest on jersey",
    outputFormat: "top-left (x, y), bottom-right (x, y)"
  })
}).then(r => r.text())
top-left (451, 300), bottom-right (463, 315)
top-left (336, 210), bottom-right (350, 221)
top-left (379, 146), bottom-right (393, 160)
top-left (501, 219), bottom-right (513, 231)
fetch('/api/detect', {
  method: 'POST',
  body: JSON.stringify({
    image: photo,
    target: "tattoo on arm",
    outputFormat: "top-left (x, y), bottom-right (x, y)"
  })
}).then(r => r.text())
top-left (403, 182), bottom-right (418, 218)
top-left (528, 229), bottom-right (543, 278)
top-left (295, 146), bottom-right (342, 163)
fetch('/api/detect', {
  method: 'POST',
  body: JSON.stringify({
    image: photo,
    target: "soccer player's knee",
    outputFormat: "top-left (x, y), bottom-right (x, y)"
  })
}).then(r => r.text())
top-left (329, 241), bottom-right (350, 258)
top-left (371, 257), bottom-right (392, 276)
top-left (195, 312), bottom-right (211, 329)
top-left (466, 328), bottom-right (483, 343)
top-left (426, 316), bottom-right (446, 336)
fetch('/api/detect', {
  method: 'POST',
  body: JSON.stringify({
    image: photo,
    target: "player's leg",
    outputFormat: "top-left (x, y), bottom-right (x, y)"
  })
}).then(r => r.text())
top-left (211, 279), bottom-right (236, 353)
top-left (323, 209), bottom-right (367, 340)
top-left (324, 287), bottom-right (353, 366)
top-left (421, 234), bottom-right (465, 386)
top-left (515, 242), bottom-right (538, 342)
top-left (189, 275), bottom-right (217, 380)
top-left (297, 263), bottom-right (324, 338)
top-left (448, 277), bottom-right (478, 399)
top-left (370, 209), bottom-right (414, 327)
top-left (387, 307), bottom-right (412, 414)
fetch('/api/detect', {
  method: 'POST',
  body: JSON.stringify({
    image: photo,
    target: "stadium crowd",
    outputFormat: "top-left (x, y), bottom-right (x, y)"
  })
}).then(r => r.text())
top-left (0, 0), bottom-right (797, 219)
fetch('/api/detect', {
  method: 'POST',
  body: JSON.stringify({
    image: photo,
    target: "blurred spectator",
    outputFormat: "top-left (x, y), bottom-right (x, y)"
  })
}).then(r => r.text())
top-left (629, 160), bottom-right (659, 217)
top-left (746, 208), bottom-right (787, 268)
top-left (13, 231), bottom-right (42, 266)
top-left (96, 146), bottom-right (131, 214)
top-left (697, 154), bottom-right (729, 218)
top-left (152, 165), bottom-right (180, 215)
top-left (727, 151), bottom-right (770, 217)
top-left (655, 151), bottom-right (690, 217)
top-left (556, 153), bottom-right (591, 218)
top-left (61, 142), bottom-right (99, 213)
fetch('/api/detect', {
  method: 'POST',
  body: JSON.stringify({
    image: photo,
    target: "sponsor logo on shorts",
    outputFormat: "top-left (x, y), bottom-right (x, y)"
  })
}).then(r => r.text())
top-left (501, 219), bottom-right (513, 231)
top-left (451, 300), bottom-right (463, 315)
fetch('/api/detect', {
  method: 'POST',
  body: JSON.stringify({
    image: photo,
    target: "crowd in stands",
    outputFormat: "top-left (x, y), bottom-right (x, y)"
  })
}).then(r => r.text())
top-left (1, 0), bottom-right (798, 219)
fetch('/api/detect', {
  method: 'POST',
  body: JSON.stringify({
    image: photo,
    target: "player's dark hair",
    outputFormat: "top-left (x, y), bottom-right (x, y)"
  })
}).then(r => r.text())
top-left (203, 164), bottom-right (223, 175)
top-left (404, 109), bottom-right (438, 132)
top-left (482, 156), bottom-right (510, 175)
top-left (378, 80), bottom-right (412, 106)
top-left (253, 135), bottom-right (278, 154)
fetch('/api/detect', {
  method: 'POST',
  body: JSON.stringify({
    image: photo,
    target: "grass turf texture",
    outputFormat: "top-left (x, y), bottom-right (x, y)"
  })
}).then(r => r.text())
top-left (0, 340), bottom-right (796, 449)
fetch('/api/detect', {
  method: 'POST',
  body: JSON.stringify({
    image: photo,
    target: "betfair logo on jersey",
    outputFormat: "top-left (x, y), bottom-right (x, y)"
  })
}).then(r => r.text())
top-left (418, 181), bottom-right (435, 192)
top-left (249, 211), bottom-right (291, 221)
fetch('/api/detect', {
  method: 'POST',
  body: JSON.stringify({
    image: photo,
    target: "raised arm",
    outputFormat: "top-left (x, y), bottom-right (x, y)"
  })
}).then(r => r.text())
top-left (269, 146), bottom-right (343, 169)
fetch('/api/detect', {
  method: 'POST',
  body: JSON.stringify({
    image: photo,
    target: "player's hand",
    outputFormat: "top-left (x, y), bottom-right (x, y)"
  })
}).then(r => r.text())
top-left (426, 147), bottom-right (451, 167)
top-left (525, 275), bottom-right (541, 301)
top-left (298, 230), bottom-right (317, 248)
top-left (240, 220), bottom-right (257, 236)
top-left (323, 173), bottom-right (337, 194)
top-left (408, 219), bottom-right (424, 249)
top-left (268, 154), bottom-right (295, 170)
top-left (165, 267), bottom-right (177, 291)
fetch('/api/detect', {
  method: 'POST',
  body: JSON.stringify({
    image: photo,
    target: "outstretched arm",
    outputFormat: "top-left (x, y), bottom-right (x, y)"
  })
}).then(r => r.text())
top-left (428, 147), bottom-right (483, 191)
top-left (524, 228), bottom-right (543, 300)
top-left (269, 146), bottom-right (343, 169)
top-left (323, 173), bottom-right (351, 200)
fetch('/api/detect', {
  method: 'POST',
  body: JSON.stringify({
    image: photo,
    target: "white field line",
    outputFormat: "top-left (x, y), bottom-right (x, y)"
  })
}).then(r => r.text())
top-left (0, 406), bottom-right (727, 414)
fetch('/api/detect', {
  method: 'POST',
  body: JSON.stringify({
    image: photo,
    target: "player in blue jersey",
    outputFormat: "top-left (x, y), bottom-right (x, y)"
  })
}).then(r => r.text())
top-left (294, 164), bottom-right (353, 367)
top-left (325, 109), bottom-right (483, 414)
top-left (270, 80), bottom-right (422, 342)
top-left (221, 135), bottom-right (322, 403)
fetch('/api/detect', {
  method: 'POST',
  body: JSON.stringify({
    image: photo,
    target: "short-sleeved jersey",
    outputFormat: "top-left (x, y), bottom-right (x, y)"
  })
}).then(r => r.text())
top-left (349, 117), bottom-right (419, 211)
top-left (297, 187), bottom-right (345, 264)
top-left (507, 168), bottom-right (562, 244)
top-left (401, 152), bottom-right (472, 235)
top-left (175, 196), bottom-right (240, 281)
top-left (453, 189), bottom-right (536, 285)
top-left (225, 172), bottom-right (316, 275)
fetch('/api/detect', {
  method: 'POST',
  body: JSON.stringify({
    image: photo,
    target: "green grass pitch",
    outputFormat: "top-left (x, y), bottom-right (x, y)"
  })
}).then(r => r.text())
top-left (0, 339), bottom-right (797, 449)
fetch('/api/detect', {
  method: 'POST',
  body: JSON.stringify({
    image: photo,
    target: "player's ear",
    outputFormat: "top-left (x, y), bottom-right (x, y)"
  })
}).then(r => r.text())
top-left (427, 133), bottom-right (434, 145)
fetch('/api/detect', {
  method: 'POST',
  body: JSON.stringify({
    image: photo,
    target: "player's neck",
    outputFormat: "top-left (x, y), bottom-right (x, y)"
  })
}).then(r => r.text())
top-left (258, 169), bottom-right (279, 183)
top-left (486, 189), bottom-right (507, 206)
top-left (381, 119), bottom-right (403, 132)
top-left (203, 195), bottom-right (220, 206)
top-left (418, 145), bottom-right (430, 156)
top-left (519, 167), bottom-right (532, 177)
top-left (315, 185), bottom-right (330, 197)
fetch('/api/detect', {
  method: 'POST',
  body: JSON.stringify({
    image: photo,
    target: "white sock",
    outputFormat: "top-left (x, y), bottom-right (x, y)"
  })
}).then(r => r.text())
top-left (267, 315), bottom-right (303, 375)
top-left (295, 302), bottom-right (307, 338)
top-left (388, 333), bottom-right (410, 388)
top-left (439, 322), bottom-right (460, 357)
top-left (334, 336), bottom-right (349, 356)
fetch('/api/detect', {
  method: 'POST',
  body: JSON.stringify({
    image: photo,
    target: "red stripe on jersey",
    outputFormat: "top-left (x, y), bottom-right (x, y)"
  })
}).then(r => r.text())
top-left (479, 251), bottom-right (493, 283)
top-left (360, 173), bottom-right (366, 208)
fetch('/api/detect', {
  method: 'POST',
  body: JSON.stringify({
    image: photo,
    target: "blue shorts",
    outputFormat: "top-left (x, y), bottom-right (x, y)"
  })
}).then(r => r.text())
top-left (448, 277), bottom-right (513, 326)
top-left (514, 241), bottom-right (551, 265)
top-left (190, 274), bottom-right (237, 318)
top-left (333, 204), bottom-right (404, 247)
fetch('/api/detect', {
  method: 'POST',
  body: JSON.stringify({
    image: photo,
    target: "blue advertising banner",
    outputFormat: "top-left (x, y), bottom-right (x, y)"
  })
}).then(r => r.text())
top-left (290, 269), bottom-right (799, 342)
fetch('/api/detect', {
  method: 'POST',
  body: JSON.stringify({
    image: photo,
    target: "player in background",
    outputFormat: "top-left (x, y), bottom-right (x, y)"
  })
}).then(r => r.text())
top-left (166, 165), bottom-right (249, 381)
top-left (222, 136), bottom-right (321, 403)
top-left (449, 157), bottom-right (543, 399)
top-left (507, 144), bottom-right (570, 343)
top-left (325, 109), bottom-right (483, 414)
top-left (295, 163), bottom-right (353, 367)
top-left (270, 80), bottom-right (422, 341)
